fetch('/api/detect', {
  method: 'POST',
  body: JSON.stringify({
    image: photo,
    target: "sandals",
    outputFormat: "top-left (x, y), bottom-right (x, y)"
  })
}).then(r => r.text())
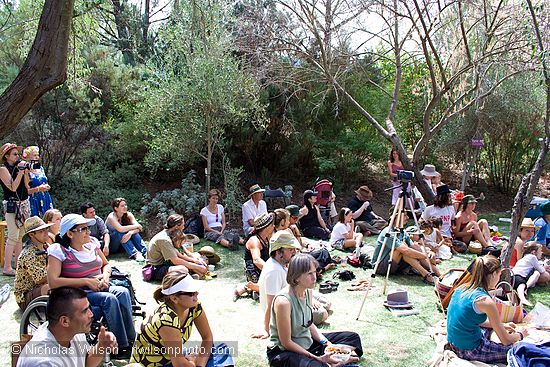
top-left (319, 280), bottom-right (339, 294)
top-left (423, 274), bottom-right (435, 285)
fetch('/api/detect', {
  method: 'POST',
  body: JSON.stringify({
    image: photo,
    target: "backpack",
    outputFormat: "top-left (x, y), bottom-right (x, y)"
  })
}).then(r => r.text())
top-left (184, 213), bottom-right (204, 238)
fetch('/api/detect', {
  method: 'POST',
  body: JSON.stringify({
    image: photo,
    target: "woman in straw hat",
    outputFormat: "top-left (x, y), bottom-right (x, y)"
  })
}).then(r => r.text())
top-left (131, 270), bottom-right (233, 367)
top-left (510, 218), bottom-right (538, 267)
top-left (234, 213), bottom-right (275, 300)
top-left (0, 143), bottom-right (30, 276)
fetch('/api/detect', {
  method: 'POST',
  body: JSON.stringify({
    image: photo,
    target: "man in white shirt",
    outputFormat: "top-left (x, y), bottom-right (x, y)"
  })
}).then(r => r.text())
top-left (242, 184), bottom-right (268, 235)
top-left (17, 286), bottom-right (117, 367)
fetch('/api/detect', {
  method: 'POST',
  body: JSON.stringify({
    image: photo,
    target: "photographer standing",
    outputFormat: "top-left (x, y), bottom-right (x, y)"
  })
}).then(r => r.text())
top-left (22, 146), bottom-right (53, 217)
top-left (0, 143), bottom-right (30, 276)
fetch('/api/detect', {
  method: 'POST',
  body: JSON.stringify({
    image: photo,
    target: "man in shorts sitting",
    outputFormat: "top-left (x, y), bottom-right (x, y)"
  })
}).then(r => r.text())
top-left (372, 211), bottom-right (440, 285)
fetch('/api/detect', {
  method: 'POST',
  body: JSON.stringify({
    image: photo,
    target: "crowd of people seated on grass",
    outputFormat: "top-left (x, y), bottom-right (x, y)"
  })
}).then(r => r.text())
top-left (4, 141), bottom-right (550, 366)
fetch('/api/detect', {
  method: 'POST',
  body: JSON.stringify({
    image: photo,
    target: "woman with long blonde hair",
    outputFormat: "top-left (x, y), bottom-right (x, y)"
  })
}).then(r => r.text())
top-left (447, 255), bottom-right (528, 363)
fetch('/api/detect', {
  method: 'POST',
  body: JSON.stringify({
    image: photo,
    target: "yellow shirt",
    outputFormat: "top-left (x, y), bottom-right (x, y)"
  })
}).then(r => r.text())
top-left (130, 302), bottom-right (203, 367)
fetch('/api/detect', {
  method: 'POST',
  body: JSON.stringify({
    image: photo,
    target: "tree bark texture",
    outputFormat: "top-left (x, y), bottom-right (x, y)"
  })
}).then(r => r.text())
top-left (0, 0), bottom-right (75, 139)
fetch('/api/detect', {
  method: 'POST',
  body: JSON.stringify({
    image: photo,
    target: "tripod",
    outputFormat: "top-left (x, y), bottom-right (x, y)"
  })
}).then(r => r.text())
top-left (356, 180), bottom-right (435, 320)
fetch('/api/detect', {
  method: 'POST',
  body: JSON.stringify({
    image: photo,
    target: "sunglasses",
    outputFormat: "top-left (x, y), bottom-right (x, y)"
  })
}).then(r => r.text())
top-left (71, 226), bottom-right (91, 233)
top-left (176, 291), bottom-right (198, 297)
top-left (301, 303), bottom-right (313, 328)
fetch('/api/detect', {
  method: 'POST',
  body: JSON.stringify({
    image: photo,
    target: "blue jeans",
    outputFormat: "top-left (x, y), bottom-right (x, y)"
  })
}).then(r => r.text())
top-left (87, 285), bottom-right (136, 348)
top-left (164, 343), bottom-right (234, 367)
top-left (109, 231), bottom-right (147, 258)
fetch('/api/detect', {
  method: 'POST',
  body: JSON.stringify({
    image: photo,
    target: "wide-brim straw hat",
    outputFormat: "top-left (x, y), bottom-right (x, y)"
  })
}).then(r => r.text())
top-left (520, 218), bottom-right (539, 230)
top-left (254, 213), bottom-right (274, 231)
top-left (420, 164), bottom-right (439, 177)
top-left (198, 245), bottom-right (220, 264)
top-left (248, 184), bottom-right (265, 197)
top-left (1, 143), bottom-right (22, 157)
top-left (354, 186), bottom-right (372, 200)
top-left (24, 216), bottom-right (54, 235)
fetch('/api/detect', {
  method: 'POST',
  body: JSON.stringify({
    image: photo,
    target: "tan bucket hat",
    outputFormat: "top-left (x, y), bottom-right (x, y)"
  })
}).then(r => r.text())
top-left (198, 245), bottom-right (220, 265)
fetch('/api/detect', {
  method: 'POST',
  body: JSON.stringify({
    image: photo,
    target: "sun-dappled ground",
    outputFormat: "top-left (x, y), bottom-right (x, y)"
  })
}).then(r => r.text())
top-left (1, 212), bottom-right (549, 367)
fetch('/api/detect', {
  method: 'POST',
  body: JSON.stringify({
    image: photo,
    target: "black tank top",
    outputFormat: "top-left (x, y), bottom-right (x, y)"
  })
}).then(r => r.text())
top-left (244, 235), bottom-right (270, 263)
top-left (299, 205), bottom-right (321, 229)
top-left (1, 162), bottom-right (29, 201)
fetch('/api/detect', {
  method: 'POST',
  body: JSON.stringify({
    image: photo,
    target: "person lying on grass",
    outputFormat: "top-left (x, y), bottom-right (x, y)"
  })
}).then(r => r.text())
top-left (267, 253), bottom-right (362, 367)
top-left (447, 255), bottom-right (529, 364)
top-left (373, 211), bottom-right (440, 285)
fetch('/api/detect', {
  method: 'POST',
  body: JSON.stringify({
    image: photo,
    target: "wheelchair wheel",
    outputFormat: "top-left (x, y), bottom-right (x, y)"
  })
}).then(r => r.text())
top-left (20, 296), bottom-right (49, 337)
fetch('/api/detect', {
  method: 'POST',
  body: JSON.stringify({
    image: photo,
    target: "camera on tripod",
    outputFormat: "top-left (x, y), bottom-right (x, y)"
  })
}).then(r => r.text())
top-left (397, 170), bottom-right (414, 182)
top-left (16, 160), bottom-right (41, 171)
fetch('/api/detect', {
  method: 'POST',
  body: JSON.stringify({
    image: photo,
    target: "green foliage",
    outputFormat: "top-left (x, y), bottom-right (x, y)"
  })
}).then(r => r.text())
top-left (141, 171), bottom-right (205, 224)
top-left (131, 0), bottom-right (265, 176)
top-left (222, 157), bottom-right (245, 224)
top-left (52, 143), bottom-right (146, 219)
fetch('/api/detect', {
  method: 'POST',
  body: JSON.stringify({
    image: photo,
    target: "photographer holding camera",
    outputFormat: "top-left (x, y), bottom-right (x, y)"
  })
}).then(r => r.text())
top-left (0, 143), bottom-right (31, 276)
top-left (22, 146), bottom-right (53, 217)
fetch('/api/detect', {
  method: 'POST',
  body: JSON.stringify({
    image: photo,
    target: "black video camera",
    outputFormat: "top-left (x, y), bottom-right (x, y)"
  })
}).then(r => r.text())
top-left (397, 170), bottom-right (414, 182)
top-left (16, 160), bottom-right (41, 171)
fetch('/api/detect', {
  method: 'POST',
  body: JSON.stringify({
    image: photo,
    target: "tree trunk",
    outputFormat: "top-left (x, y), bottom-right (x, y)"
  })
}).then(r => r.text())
top-left (502, 0), bottom-right (550, 270)
top-left (0, 0), bottom-right (75, 138)
top-left (111, 0), bottom-right (136, 65)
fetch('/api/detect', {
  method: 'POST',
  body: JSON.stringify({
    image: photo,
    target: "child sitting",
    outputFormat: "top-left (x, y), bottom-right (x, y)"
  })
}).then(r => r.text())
top-left (423, 217), bottom-right (452, 259)
top-left (405, 226), bottom-right (439, 265)
top-left (329, 207), bottom-right (363, 250)
top-left (512, 242), bottom-right (550, 306)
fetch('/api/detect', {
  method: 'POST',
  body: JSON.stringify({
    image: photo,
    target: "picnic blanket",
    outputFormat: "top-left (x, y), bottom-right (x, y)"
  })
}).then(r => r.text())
top-left (429, 318), bottom-right (550, 367)
top-left (429, 319), bottom-right (506, 367)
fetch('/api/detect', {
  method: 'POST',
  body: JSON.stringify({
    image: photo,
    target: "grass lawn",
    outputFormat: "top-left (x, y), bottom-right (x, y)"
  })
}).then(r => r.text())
top-left (1, 212), bottom-right (549, 366)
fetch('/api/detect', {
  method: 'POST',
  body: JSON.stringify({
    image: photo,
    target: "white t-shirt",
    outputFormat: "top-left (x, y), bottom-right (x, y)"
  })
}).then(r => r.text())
top-left (17, 322), bottom-right (91, 367)
top-left (513, 253), bottom-right (546, 278)
top-left (330, 222), bottom-right (350, 244)
top-left (48, 240), bottom-right (101, 263)
top-left (200, 204), bottom-right (224, 228)
top-left (258, 257), bottom-right (287, 312)
top-left (242, 199), bottom-right (267, 235)
top-left (422, 205), bottom-right (455, 238)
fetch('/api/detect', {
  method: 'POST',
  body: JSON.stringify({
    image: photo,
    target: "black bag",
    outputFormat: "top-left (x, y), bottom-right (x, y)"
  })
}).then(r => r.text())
top-left (184, 214), bottom-right (204, 238)
top-left (359, 252), bottom-right (373, 269)
top-left (6, 197), bottom-right (17, 214)
top-left (310, 248), bottom-right (332, 271)
top-left (333, 270), bottom-right (356, 281)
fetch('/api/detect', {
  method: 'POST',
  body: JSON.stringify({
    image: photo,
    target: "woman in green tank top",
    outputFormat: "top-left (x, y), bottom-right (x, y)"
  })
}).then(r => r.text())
top-left (267, 253), bottom-right (363, 366)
